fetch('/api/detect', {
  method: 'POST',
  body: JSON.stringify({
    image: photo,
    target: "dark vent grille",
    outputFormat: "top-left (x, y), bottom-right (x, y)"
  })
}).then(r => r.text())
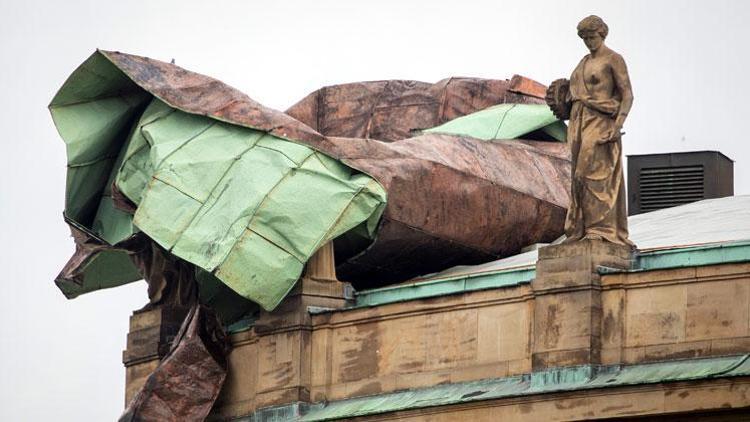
top-left (638, 165), bottom-right (704, 212)
top-left (628, 151), bottom-right (732, 215)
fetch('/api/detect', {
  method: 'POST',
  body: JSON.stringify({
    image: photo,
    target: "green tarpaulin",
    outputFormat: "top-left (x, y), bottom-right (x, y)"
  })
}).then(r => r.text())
top-left (424, 103), bottom-right (567, 141)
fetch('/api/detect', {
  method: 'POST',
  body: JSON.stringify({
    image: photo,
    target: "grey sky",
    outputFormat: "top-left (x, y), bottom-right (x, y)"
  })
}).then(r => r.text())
top-left (1, 0), bottom-right (748, 420)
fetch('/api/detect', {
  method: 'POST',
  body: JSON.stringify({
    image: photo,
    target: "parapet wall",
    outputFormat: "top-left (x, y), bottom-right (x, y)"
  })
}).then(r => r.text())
top-left (196, 241), bottom-right (750, 419)
top-left (126, 244), bottom-right (750, 420)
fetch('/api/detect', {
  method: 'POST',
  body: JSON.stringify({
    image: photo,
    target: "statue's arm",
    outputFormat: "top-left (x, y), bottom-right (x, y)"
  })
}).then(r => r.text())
top-left (611, 53), bottom-right (633, 131)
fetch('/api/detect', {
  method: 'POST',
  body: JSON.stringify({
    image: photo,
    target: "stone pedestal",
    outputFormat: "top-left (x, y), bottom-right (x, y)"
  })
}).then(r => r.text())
top-left (212, 241), bottom-right (352, 416)
top-left (122, 305), bottom-right (189, 405)
top-left (531, 239), bottom-right (634, 370)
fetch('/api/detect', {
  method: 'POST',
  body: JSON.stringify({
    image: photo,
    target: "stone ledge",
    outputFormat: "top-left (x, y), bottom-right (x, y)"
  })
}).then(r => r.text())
top-left (227, 355), bottom-right (750, 421)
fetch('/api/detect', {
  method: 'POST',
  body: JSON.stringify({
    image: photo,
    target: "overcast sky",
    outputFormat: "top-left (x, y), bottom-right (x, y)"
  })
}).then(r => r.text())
top-left (1, 0), bottom-right (749, 420)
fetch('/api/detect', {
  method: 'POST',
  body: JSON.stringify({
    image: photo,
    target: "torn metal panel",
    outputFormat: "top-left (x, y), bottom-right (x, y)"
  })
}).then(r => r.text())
top-left (51, 50), bottom-right (571, 302)
top-left (330, 133), bottom-right (570, 288)
top-left (54, 220), bottom-right (142, 298)
top-left (286, 76), bottom-right (547, 143)
top-left (284, 75), bottom-right (570, 287)
top-left (115, 98), bottom-right (386, 311)
top-left (120, 305), bottom-right (230, 422)
top-left (508, 74), bottom-right (548, 99)
top-left (50, 51), bottom-right (387, 311)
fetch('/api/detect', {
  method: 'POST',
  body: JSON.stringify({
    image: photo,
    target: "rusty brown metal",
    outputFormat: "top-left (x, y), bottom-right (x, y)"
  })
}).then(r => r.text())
top-left (119, 304), bottom-right (230, 422)
top-left (286, 76), bottom-right (546, 142)
top-left (283, 75), bottom-right (568, 287)
top-left (328, 134), bottom-right (570, 288)
top-left (509, 74), bottom-right (549, 99)
top-left (73, 50), bottom-right (571, 290)
top-left (99, 50), bottom-right (337, 153)
top-left (54, 221), bottom-right (142, 297)
top-left (56, 224), bottom-right (116, 290)
top-left (54, 51), bottom-right (573, 420)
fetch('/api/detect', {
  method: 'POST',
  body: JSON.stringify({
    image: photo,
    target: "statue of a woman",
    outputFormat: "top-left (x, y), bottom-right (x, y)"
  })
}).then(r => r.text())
top-left (547, 15), bottom-right (635, 248)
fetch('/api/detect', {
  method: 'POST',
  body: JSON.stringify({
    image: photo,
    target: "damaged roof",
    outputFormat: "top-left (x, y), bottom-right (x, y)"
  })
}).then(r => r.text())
top-left (353, 195), bottom-right (750, 308)
top-left (50, 50), bottom-right (571, 313)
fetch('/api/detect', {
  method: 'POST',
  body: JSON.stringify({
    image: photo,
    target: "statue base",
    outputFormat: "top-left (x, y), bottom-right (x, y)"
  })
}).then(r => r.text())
top-left (532, 239), bottom-right (635, 369)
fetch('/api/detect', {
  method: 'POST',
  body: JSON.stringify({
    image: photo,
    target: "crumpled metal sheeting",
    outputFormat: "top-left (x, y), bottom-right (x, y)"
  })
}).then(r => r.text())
top-left (116, 98), bottom-right (386, 311)
top-left (286, 76), bottom-right (547, 143)
top-left (51, 50), bottom-right (571, 299)
top-left (55, 221), bottom-right (143, 298)
top-left (330, 133), bottom-right (570, 287)
top-left (120, 305), bottom-right (230, 422)
top-left (50, 51), bottom-right (387, 311)
top-left (101, 50), bottom-right (327, 148)
top-left (56, 224), bottom-right (205, 308)
top-left (129, 240), bottom-right (199, 308)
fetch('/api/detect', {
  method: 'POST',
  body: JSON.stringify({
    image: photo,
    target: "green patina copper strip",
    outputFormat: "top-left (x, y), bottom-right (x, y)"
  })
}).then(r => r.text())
top-left (224, 240), bottom-right (750, 332)
top-left (354, 267), bottom-right (535, 308)
top-left (281, 355), bottom-right (749, 421)
top-left (353, 241), bottom-right (750, 308)
top-left (633, 240), bottom-right (750, 272)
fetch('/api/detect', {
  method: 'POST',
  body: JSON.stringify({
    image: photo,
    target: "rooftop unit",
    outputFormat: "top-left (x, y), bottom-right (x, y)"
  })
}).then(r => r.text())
top-left (627, 151), bottom-right (733, 215)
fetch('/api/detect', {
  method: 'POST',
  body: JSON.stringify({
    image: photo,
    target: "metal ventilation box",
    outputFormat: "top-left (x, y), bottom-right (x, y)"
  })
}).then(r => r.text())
top-left (627, 151), bottom-right (733, 215)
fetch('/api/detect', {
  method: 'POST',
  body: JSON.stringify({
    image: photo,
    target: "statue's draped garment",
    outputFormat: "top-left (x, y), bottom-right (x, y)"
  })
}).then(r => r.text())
top-left (566, 52), bottom-right (633, 246)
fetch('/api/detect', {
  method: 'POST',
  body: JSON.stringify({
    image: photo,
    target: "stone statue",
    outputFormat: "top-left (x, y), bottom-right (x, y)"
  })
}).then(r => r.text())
top-left (546, 15), bottom-right (635, 248)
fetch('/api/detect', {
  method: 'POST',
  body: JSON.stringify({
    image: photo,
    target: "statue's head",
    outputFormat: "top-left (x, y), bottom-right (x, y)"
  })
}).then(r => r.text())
top-left (577, 15), bottom-right (608, 52)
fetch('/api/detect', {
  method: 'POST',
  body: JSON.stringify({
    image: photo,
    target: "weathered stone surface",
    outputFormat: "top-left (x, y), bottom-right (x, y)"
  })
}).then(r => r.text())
top-left (122, 306), bottom-right (190, 405)
top-left (191, 261), bottom-right (750, 419)
top-left (535, 239), bottom-right (634, 291)
top-left (531, 240), bottom-right (633, 368)
top-left (124, 360), bottom-right (159, 407)
top-left (123, 306), bottom-right (190, 365)
top-left (212, 269), bottom-right (350, 418)
top-left (626, 284), bottom-right (687, 347)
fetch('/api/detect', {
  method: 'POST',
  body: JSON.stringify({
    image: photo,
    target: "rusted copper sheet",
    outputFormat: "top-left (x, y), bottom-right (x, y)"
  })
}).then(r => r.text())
top-left (57, 222), bottom-right (197, 307)
top-left (283, 74), bottom-right (568, 286)
top-left (80, 51), bottom-right (570, 288)
top-left (99, 50), bottom-right (338, 154)
top-left (54, 220), bottom-right (143, 299)
top-left (120, 304), bottom-right (230, 422)
top-left (56, 224), bottom-right (122, 291)
top-left (286, 76), bottom-right (546, 142)
top-left (329, 135), bottom-right (570, 288)
top-left (51, 51), bottom-right (571, 422)
top-left (508, 74), bottom-right (549, 99)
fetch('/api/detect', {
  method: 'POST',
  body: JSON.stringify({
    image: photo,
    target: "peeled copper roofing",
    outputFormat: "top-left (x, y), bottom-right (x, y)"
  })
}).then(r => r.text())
top-left (286, 76), bottom-right (547, 142)
top-left (283, 73), bottom-right (569, 287)
top-left (52, 50), bottom-right (571, 420)
top-left (330, 134), bottom-right (570, 287)
top-left (99, 50), bottom-right (336, 153)
top-left (120, 305), bottom-right (229, 422)
top-left (56, 50), bottom-right (570, 292)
